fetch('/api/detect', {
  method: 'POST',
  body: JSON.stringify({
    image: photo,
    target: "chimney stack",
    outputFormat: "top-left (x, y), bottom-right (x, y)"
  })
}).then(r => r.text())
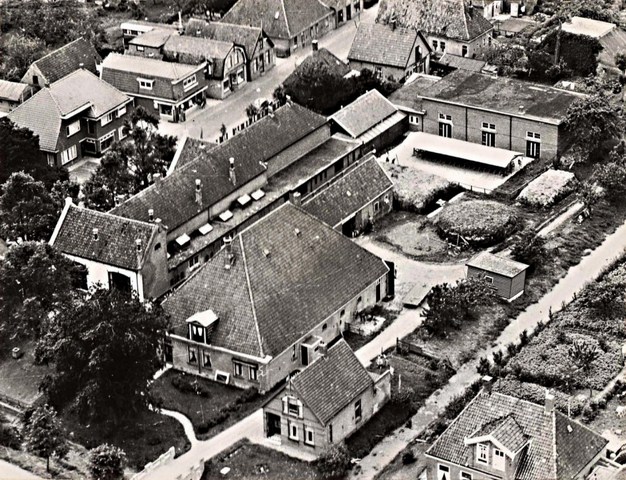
top-left (545, 390), bottom-right (555, 415)
top-left (318, 341), bottom-right (328, 358)
top-left (153, 173), bottom-right (162, 182)
top-left (148, 209), bottom-right (154, 222)
top-left (93, 228), bottom-right (99, 241)
top-left (518, 105), bottom-right (525, 114)
top-left (65, 197), bottom-right (73, 207)
top-left (223, 236), bottom-right (235, 269)
top-left (228, 157), bottom-right (236, 185)
top-left (312, 40), bottom-right (319, 52)
top-left (195, 179), bottom-right (202, 205)
top-left (135, 238), bottom-right (143, 265)
top-left (290, 191), bottom-right (302, 208)
top-left (79, 62), bottom-right (84, 69)
top-left (482, 375), bottom-right (493, 394)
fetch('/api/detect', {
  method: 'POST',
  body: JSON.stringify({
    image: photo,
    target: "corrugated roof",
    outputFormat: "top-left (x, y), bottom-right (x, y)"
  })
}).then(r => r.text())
top-left (427, 391), bottom-right (609, 480)
top-left (302, 156), bottom-right (393, 228)
top-left (290, 340), bottom-right (374, 425)
top-left (163, 204), bottom-right (389, 357)
top-left (101, 53), bottom-right (201, 80)
top-left (52, 204), bottom-right (157, 271)
top-left (348, 22), bottom-right (422, 69)
top-left (331, 89), bottom-right (399, 138)
top-left (0, 80), bottom-right (31, 102)
top-left (377, 0), bottom-right (493, 42)
top-left (466, 251), bottom-right (528, 278)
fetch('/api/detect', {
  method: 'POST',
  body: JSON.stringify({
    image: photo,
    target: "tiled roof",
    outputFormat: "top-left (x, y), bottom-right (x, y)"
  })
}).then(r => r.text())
top-left (25, 37), bottom-right (101, 85)
top-left (331, 89), bottom-right (399, 138)
top-left (290, 340), bottom-right (374, 425)
top-left (466, 252), bottom-right (528, 278)
top-left (164, 204), bottom-right (389, 357)
top-left (129, 29), bottom-right (174, 48)
top-left (302, 156), bottom-right (393, 228)
top-left (348, 22), bottom-right (423, 69)
top-left (0, 80), bottom-right (32, 102)
top-left (101, 53), bottom-right (201, 80)
top-left (223, 0), bottom-right (332, 40)
top-left (438, 53), bottom-right (486, 72)
top-left (175, 102), bottom-right (328, 169)
top-left (389, 69), bottom-right (583, 123)
top-left (185, 18), bottom-right (263, 60)
top-left (8, 70), bottom-right (129, 152)
top-left (470, 414), bottom-right (528, 454)
top-left (427, 391), bottom-right (608, 480)
top-left (377, 0), bottom-right (493, 42)
top-left (164, 35), bottom-right (234, 61)
top-left (51, 203), bottom-right (157, 271)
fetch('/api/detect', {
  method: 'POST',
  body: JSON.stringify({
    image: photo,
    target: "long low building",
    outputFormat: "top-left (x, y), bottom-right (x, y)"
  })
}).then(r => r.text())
top-left (389, 70), bottom-right (585, 161)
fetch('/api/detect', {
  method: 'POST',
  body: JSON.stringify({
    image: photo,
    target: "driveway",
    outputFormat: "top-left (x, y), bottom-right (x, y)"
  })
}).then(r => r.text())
top-left (157, 5), bottom-right (379, 142)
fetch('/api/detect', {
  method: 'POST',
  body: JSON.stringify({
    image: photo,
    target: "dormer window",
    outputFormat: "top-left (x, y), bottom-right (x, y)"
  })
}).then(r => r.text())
top-left (138, 78), bottom-right (154, 90)
top-left (476, 443), bottom-right (489, 464)
top-left (189, 323), bottom-right (205, 343)
top-left (186, 309), bottom-right (219, 344)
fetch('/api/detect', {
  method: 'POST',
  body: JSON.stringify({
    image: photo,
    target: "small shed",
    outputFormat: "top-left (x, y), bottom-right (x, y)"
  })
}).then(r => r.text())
top-left (466, 252), bottom-right (529, 300)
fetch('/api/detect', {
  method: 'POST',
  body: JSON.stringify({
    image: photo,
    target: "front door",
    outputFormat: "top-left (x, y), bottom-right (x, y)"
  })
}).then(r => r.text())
top-left (526, 140), bottom-right (540, 158)
top-left (376, 283), bottom-right (381, 302)
top-left (439, 122), bottom-right (452, 138)
top-left (266, 413), bottom-right (281, 437)
top-left (347, 4), bottom-right (352, 20)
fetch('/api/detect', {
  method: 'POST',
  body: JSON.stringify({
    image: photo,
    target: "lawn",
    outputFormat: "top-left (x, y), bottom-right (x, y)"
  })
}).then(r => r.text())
top-left (0, 339), bottom-right (49, 409)
top-left (152, 370), bottom-right (269, 440)
top-left (62, 408), bottom-right (190, 471)
top-left (381, 163), bottom-right (460, 214)
top-left (201, 440), bottom-right (318, 480)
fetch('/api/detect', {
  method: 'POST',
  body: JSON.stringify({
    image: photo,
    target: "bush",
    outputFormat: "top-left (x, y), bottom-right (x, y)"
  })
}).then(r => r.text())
top-left (316, 443), bottom-right (351, 479)
top-left (402, 450), bottom-right (416, 465)
top-left (89, 443), bottom-right (126, 480)
top-left (477, 357), bottom-right (491, 376)
top-left (171, 374), bottom-right (211, 398)
top-left (0, 422), bottom-right (21, 449)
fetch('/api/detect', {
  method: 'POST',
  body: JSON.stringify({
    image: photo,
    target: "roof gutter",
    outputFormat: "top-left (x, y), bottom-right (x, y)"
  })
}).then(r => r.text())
top-left (59, 102), bottom-right (93, 120)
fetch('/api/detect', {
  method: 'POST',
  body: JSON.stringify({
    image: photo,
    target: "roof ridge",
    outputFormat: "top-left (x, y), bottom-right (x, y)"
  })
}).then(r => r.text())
top-left (238, 234), bottom-right (265, 358)
top-left (280, 0), bottom-right (291, 37)
top-left (460, 0), bottom-right (470, 39)
top-left (33, 37), bottom-right (84, 66)
top-left (76, 204), bottom-right (158, 230)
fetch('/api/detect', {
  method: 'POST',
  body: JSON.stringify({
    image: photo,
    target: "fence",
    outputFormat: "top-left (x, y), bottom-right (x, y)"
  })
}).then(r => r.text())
top-left (131, 447), bottom-right (205, 480)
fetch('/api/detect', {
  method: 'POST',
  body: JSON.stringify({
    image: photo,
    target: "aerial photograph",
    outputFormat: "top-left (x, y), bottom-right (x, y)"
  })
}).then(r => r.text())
top-left (0, 0), bottom-right (625, 478)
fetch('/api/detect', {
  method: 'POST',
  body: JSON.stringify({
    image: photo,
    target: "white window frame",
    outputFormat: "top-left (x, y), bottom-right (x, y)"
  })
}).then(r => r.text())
top-left (482, 130), bottom-right (496, 147)
top-left (484, 275), bottom-right (494, 284)
top-left (136, 45), bottom-right (145, 52)
top-left (481, 122), bottom-right (496, 131)
top-left (100, 112), bottom-right (114, 127)
top-left (188, 346), bottom-right (197, 364)
top-left (476, 443), bottom-right (489, 464)
top-left (438, 113), bottom-right (452, 122)
top-left (118, 126), bottom-right (127, 140)
top-left (460, 472), bottom-right (473, 480)
top-left (304, 426), bottom-right (314, 446)
top-left (99, 131), bottom-right (115, 152)
top-left (354, 399), bottom-right (362, 423)
top-left (526, 131), bottom-right (541, 140)
top-left (183, 74), bottom-right (198, 92)
top-left (202, 350), bottom-right (211, 368)
top-left (61, 145), bottom-right (78, 165)
top-left (117, 105), bottom-right (127, 118)
top-left (233, 362), bottom-right (244, 377)
top-left (138, 78), bottom-right (154, 90)
top-left (437, 464), bottom-right (450, 480)
top-left (288, 422), bottom-right (299, 441)
top-left (409, 115), bottom-right (419, 125)
top-left (66, 120), bottom-right (81, 137)
top-left (249, 365), bottom-right (258, 381)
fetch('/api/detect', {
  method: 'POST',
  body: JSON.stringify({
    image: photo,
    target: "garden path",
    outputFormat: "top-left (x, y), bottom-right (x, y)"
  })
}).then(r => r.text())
top-left (352, 220), bottom-right (626, 479)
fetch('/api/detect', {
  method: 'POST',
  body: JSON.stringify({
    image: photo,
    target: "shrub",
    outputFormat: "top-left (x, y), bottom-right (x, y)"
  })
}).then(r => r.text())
top-left (170, 374), bottom-right (211, 398)
top-left (0, 422), bottom-right (21, 449)
top-left (89, 443), bottom-right (126, 480)
top-left (519, 330), bottom-right (530, 346)
top-left (435, 200), bottom-right (519, 247)
top-left (517, 169), bottom-right (577, 207)
top-left (316, 443), bottom-right (351, 479)
top-left (492, 350), bottom-right (505, 366)
top-left (235, 387), bottom-right (259, 405)
top-left (477, 357), bottom-right (491, 376)
top-left (402, 450), bottom-right (416, 465)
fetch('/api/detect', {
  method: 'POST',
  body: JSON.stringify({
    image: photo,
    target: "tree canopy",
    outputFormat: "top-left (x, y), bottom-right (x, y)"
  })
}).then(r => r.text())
top-left (39, 287), bottom-right (169, 424)
top-left (84, 107), bottom-right (177, 211)
top-left (23, 404), bottom-right (69, 473)
top-left (89, 444), bottom-right (127, 480)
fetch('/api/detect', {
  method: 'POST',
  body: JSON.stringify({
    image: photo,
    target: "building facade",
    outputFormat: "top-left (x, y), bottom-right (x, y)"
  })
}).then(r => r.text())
top-left (466, 252), bottom-right (529, 301)
top-left (0, 81), bottom-right (34, 114)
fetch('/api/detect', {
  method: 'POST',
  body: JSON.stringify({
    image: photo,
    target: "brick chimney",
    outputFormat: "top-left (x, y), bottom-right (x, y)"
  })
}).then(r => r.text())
top-left (135, 238), bottom-right (143, 265)
top-left (148, 209), bottom-right (154, 222)
top-left (545, 390), bottom-right (556, 415)
top-left (228, 157), bottom-right (236, 185)
top-left (312, 39), bottom-right (319, 52)
top-left (195, 179), bottom-right (202, 206)
top-left (223, 236), bottom-right (235, 270)
top-left (93, 228), bottom-right (99, 241)
top-left (482, 375), bottom-right (493, 394)
top-left (153, 173), bottom-right (162, 183)
top-left (290, 191), bottom-right (302, 208)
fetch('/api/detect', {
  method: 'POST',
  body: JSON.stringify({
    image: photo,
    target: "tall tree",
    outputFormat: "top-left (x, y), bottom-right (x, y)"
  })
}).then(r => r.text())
top-left (23, 404), bottom-right (69, 473)
top-left (39, 288), bottom-right (169, 424)
top-left (0, 242), bottom-right (84, 342)
top-left (511, 231), bottom-right (548, 273)
top-left (89, 444), bottom-right (126, 480)
top-left (0, 172), bottom-right (60, 241)
top-left (567, 339), bottom-right (600, 397)
top-left (0, 118), bottom-right (68, 188)
top-left (0, 33), bottom-right (49, 81)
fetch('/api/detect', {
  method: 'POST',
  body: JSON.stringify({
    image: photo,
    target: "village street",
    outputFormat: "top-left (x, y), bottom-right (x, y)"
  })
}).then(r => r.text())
top-left (156, 5), bottom-right (379, 143)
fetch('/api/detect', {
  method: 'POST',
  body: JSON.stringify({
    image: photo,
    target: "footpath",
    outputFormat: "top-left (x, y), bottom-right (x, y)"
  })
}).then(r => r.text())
top-left (352, 220), bottom-right (626, 479)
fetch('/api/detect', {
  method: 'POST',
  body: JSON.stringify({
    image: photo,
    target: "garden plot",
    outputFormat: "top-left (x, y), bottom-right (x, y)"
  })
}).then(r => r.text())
top-left (517, 169), bottom-right (577, 207)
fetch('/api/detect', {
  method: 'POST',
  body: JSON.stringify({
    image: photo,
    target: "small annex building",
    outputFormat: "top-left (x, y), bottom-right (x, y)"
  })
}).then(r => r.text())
top-left (263, 339), bottom-right (391, 453)
top-left (466, 252), bottom-right (528, 301)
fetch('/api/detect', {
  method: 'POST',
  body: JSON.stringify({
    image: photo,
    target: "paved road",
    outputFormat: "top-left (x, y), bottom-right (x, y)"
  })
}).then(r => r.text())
top-left (157, 5), bottom-right (378, 142)
top-left (0, 460), bottom-right (41, 480)
top-left (352, 220), bottom-right (626, 479)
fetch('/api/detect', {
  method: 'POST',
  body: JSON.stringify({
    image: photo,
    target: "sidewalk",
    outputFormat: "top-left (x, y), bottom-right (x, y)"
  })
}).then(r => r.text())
top-left (352, 220), bottom-right (626, 479)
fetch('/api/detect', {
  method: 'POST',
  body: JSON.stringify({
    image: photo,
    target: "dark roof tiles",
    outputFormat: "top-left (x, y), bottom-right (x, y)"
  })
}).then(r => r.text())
top-left (331, 89), bottom-right (399, 138)
top-left (348, 22), bottom-right (424, 68)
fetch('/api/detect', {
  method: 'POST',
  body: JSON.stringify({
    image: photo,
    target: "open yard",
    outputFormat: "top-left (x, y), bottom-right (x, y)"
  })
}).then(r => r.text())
top-left (0, 340), bottom-right (48, 409)
top-left (152, 370), bottom-right (269, 440)
top-left (201, 440), bottom-right (317, 480)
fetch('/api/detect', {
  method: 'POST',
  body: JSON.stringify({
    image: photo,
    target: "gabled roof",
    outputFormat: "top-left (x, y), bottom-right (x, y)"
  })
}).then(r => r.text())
top-left (164, 35), bottom-right (234, 61)
top-left (302, 156), bottom-right (393, 228)
top-left (427, 391), bottom-right (609, 480)
top-left (23, 37), bottom-right (101, 85)
top-left (348, 22), bottom-right (429, 69)
top-left (331, 90), bottom-right (399, 138)
top-left (129, 29), bottom-right (174, 48)
top-left (0, 80), bottom-right (32, 102)
top-left (50, 202), bottom-right (158, 271)
top-left (289, 340), bottom-right (374, 425)
top-left (223, 0), bottom-right (332, 40)
top-left (174, 102), bottom-right (328, 169)
top-left (163, 204), bottom-right (389, 357)
top-left (8, 70), bottom-right (130, 152)
top-left (466, 414), bottom-right (529, 455)
top-left (101, 53), bottom-right (201, 80)
top-left (185, 18), bottom-right (266, 60)
top-left (377, 0), bottom-right (493, 42)
top-left (466, 252), bottom-right (528, 278)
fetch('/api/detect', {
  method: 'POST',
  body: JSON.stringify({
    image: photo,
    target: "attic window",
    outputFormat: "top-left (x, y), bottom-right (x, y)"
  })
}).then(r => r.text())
top-left (251, 189), bottom-right (266, 201)
top-left (175, 233), bottom-right (190, 246)
top-left (138, 78), bottom-right (154, 90)
top-left (198, 223), bottom-right (213, 235)
top-left (219, 210), bottom-right (233, 222)
top-left (237, 194), bottom-right (251, 207)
